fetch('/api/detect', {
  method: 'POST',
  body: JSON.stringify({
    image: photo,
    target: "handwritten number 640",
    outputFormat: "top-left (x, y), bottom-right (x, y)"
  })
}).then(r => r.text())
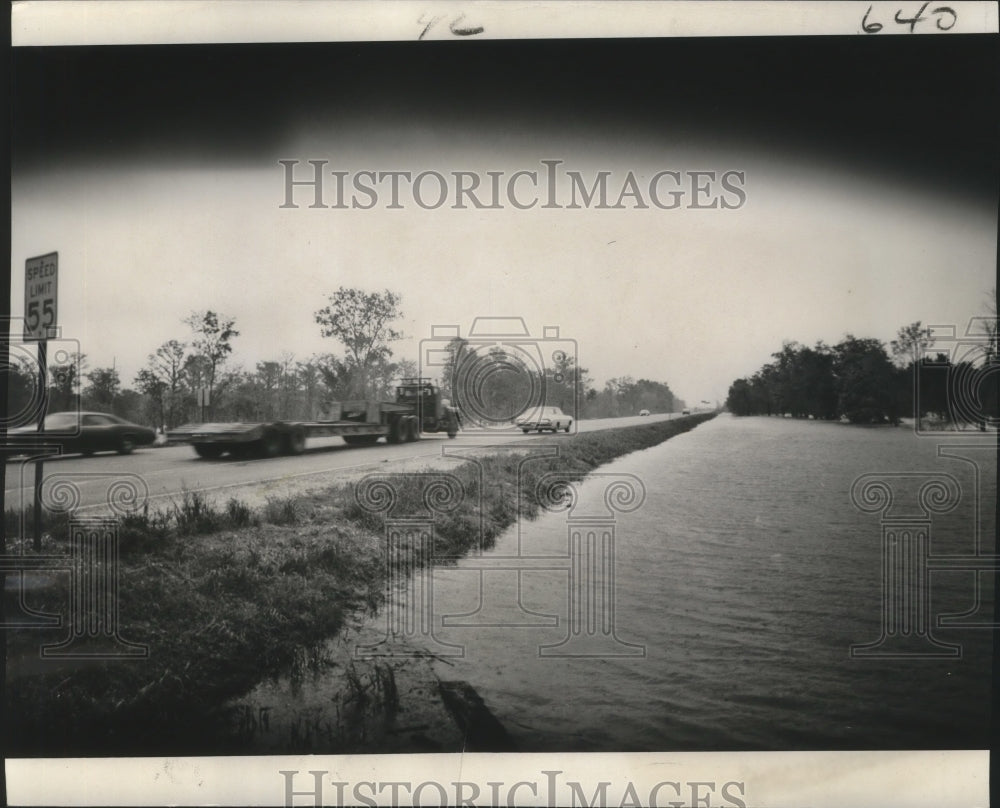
top-left (862, 4), bottom-right (957, 33)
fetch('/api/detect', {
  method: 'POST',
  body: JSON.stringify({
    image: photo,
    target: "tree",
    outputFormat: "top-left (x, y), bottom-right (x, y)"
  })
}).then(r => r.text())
top-left (761, 341), bottom-right (837, 419)
top-left (134, 369), bottom-right (168, 427)
top-left (545, 353), bottom-right (588, 415)
top-left (255, 360), bottom-right (283, 420)
top-left (726, 338), bottom-right (875, 421)
top-left (6, 357), bottom-right (38, 423)
top-left (726, 378), bottom-right (754, 415)
top-left (183, 311), bottom-right (239, 418)
top-left (277, 352), bottom-right (297, 416)
top-left (84, 367), bottom-right (121, 411)
top-left (766, 342), bottom-right (799, 415)
top-left (975, 288), bottom-right (998, 360)
top-left (833, 336), bottom-right (899, 424)
top-left (890, 321), bottom-right (934, 368)
top-left (295, 356), bottom-right (325, 419)
top-left (972, 288), bottom-right (999, 426)
top-left (369, 357), bottom-right (417, 401)
top-left (797, 343), bottom-right (838, 419)
top-left (314, 288), bottom-right (402, 398)
top-left (225, 366), bottom-right (262, 422)
top-left (143, 339), bottom-right (188, 427)
top-left (437, 337), bottom-right (469, 400)
top-left (468, 346), bottom-right (538, 422)
top-left (600, 376), bottom-right (637, 416)
top-left (48, 352), bottom-right (87, 412)
top-left (315, 353), bottom-right (352, 400)
top-left (114, 388), bottom-right (145, 425)
top-left (182, 354), bottom-right (212, 390)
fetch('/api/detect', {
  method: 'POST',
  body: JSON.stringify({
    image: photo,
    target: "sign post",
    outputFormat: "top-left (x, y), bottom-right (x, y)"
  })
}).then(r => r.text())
top-left (25, 252), bottom-right (58, 551)
top-left (197, 387), bottom-right (210, 423)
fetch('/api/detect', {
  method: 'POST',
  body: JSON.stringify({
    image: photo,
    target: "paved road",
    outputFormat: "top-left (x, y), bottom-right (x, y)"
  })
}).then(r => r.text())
top-left (4, 413), bottom-right (684, 511)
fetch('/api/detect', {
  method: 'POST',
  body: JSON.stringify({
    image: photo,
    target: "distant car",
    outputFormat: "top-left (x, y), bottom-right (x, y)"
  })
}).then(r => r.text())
top-left (682, 409), bottom-right (691, 415)
top-left (10, 411), bottom-right (156, 456)
top-left (516, 406), bottom-right (573, 433)
top-left (639, 409), bottom-right (650, 416)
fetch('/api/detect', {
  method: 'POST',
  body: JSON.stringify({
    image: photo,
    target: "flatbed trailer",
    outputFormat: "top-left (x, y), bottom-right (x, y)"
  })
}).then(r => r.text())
top-left (168, 380), bottom-right (459, 458)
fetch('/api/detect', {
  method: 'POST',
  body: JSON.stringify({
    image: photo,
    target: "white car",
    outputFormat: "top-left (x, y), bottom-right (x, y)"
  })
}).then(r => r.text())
top-left (639, 409), bottom-right (650, 416)
top-left (517, 406), bottom-right (573, 433)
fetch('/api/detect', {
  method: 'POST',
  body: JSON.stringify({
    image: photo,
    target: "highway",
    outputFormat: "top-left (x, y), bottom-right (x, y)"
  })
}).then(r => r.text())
top-left (3, 413), bottom-right (683, 513)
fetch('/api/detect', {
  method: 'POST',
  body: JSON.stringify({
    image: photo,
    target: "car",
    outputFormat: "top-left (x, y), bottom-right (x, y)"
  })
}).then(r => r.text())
top-left (639, 409), bottom-right (650, 416)
top-left (10, 411), bottom-right (157, 456)
top-left (682, 409), bottom-right (691, 415)
top-left (516, 405), bottom-right (573, 433)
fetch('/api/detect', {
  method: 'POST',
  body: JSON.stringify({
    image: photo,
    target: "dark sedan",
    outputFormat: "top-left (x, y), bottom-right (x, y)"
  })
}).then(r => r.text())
top-left (10, 411), bottom-right (156, 456)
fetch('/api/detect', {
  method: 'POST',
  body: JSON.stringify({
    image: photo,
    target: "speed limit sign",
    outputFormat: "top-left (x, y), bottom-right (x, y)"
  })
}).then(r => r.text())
top-left (24, 251), bottom-right (58, 341)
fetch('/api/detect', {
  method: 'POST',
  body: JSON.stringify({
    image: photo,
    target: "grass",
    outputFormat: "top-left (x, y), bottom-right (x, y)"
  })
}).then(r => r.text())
top-left (6, 516), bottom-right (384, 754)
top-left (5, 413), bottom-right (716, 754)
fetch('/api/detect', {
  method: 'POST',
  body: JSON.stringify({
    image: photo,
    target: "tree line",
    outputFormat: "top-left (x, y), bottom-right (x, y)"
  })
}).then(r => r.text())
top-left (8, 287), bottom-right (686, 428)
top-left (434, 336), bottom-right (684, 423)
top-left (725, 319), bottom-right (998, 425)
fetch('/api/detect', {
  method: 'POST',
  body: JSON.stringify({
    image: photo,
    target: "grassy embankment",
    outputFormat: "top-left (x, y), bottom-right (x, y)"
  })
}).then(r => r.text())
top-left (5, 412), bottom-right (716, 754)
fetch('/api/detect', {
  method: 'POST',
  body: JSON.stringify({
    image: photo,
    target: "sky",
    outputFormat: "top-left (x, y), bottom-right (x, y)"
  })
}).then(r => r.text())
top-left (11, 37), bottom-right (998, 406)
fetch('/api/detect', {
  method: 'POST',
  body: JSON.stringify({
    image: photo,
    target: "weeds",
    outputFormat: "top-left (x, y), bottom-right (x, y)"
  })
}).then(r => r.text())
top-left (3, 505), bottom-right (71, 548)
top-left (262, 495), bottom-right (300, 525)
top-left (226, 497), bottom-right (258, 528)
top-left (173, 490), bottom-right (224, 535)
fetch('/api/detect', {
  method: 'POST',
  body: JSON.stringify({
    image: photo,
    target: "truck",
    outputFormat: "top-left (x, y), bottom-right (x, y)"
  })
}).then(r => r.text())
top-left (167, 378), bottom-right (460, 458)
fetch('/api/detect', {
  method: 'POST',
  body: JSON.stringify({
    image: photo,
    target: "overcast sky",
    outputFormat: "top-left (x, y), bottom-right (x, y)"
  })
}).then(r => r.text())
top-left (11, 38), bottom-right (997, 405)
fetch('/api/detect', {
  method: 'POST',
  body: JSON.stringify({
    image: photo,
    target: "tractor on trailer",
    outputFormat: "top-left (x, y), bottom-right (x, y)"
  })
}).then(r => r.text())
top-left (167, 378), bottom-right (460, 458)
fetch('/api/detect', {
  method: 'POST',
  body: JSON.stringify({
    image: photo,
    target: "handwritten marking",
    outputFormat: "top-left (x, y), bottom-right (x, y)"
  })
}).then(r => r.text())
top-left (418, 11), bottom-right (484, 40)
top-left (862, 3), bottom-right (957, 33)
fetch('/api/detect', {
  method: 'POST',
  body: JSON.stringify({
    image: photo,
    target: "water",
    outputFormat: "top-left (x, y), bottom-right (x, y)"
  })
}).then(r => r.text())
top-left (400, 414), bottom-right (995, 750)
top-left (232, 414), bottom-right (995, 751)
